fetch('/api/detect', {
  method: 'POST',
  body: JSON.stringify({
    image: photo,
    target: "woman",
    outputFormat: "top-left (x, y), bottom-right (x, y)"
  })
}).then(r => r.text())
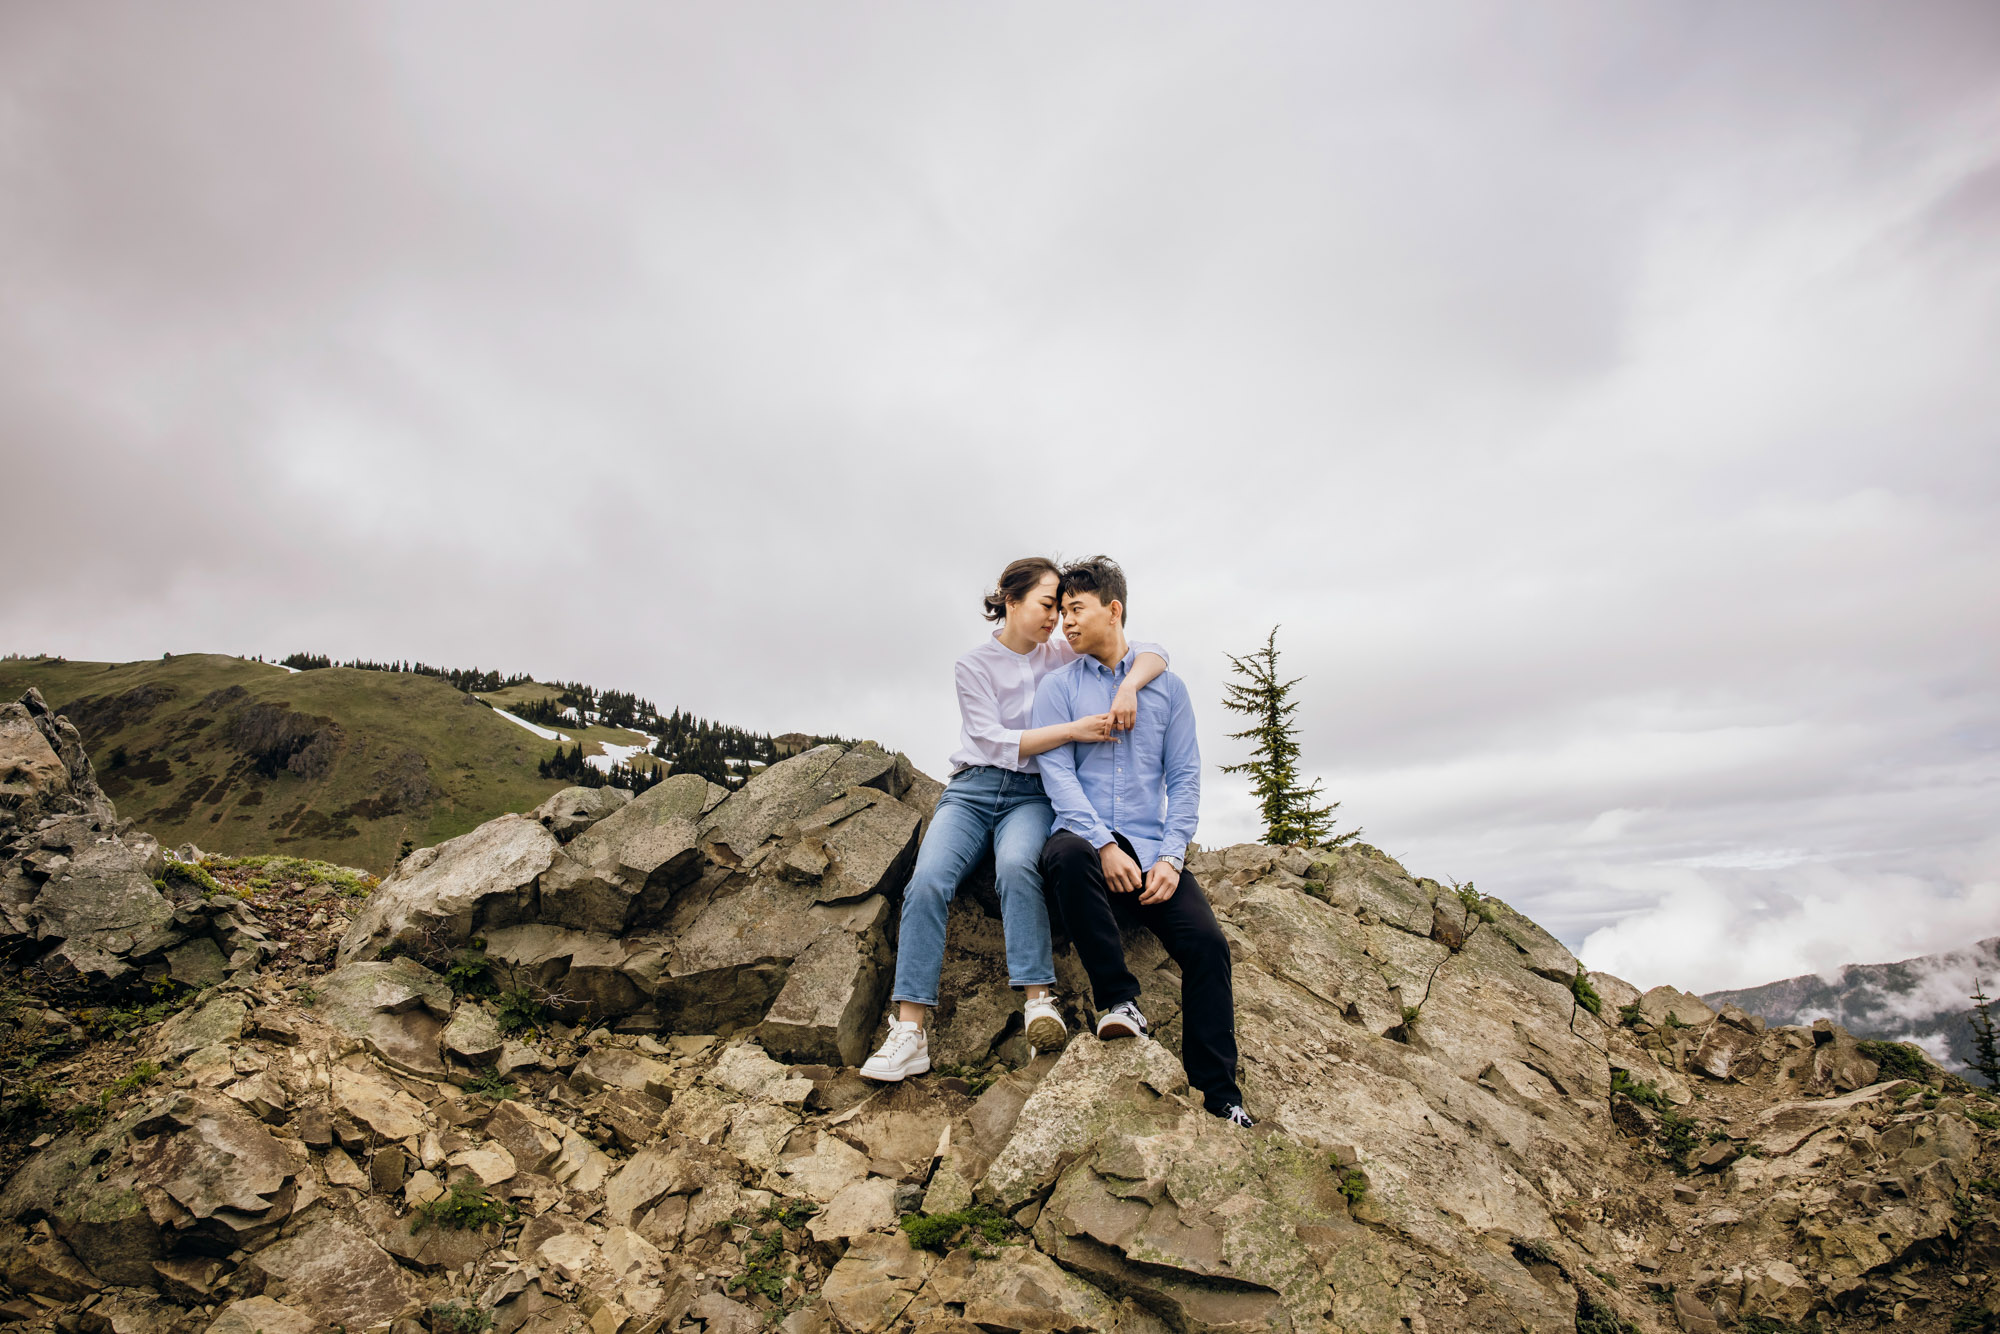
top-left (860, 557), bottom-right (1169, 1081)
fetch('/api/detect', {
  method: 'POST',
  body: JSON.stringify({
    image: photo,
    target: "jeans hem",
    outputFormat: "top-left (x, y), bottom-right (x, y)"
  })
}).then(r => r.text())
top-left (889, 993), bottom-right (938, 1008)
top-left (1008, 977), bottom-right (1058, 990)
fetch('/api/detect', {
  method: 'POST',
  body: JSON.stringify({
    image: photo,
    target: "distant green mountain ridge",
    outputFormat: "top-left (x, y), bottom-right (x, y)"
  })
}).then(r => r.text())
top-left (0, 653), bottom-right (841, 874)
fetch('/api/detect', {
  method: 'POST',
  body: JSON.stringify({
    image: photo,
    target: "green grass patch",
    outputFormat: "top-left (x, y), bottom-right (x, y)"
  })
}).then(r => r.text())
top-left (1858, 1040), bottom-right (1934, 1084)
top-left (1337, 1168), bottom-right (1368, 1207)
top-left (1569, 969), bottom-right (1603, 1016)
top-left (900, 1205), bottom-right (1015, 1253)
top-left (931, 1062), bottom-right (999, 1096)
top-left (1617, 1001), bottom-right (1644, 1028)
top-left (412, 1178), bottom-right (510, 1233)
top-left (206, 854), bottom-right (376, 898)
top-left (106, 1062), bottom-right (160, 1098)
top-left (429, 1300), bottom-right (495, 1334)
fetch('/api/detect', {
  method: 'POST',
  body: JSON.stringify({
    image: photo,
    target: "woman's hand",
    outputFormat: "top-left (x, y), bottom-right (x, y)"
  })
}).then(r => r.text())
top-left (1069, 713), bottom-right (1117, 744)
top-left (1109, 684), bottom-right (1141, 731)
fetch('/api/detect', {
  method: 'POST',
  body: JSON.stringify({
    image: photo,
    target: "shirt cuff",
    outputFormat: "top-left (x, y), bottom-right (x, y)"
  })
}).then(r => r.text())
top-left (1160, 854), bottom-right (1183, 872)
top-left (997, 728), bottom-right (1024, 765)
top-left (1158, 842), bottom-right (1188, 868)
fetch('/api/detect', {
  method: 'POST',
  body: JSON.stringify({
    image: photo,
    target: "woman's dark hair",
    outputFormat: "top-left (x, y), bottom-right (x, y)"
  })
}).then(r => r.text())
top-left (982, 557), bottom-right (1062, 622)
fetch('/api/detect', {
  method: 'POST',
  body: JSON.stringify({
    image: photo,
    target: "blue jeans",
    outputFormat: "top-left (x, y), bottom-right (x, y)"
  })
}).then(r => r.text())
top-left (890, 766), bottom-right (1056, 1007)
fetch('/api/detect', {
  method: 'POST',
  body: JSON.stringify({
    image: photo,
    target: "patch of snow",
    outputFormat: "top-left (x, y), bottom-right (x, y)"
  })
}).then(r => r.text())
top-left (273, 663), bottom-right (300, 674)
top-left (586, 738), bottom-right (649, 774)
top-left (495, 710), bottom-right (569, 743)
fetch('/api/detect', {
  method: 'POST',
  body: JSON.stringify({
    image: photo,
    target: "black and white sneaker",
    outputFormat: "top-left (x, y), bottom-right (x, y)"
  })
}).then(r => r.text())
top-left (1217, 1103), bottom-right (1256, 1129)
top-left (1095, 1000), bottom-right (1149, 1041)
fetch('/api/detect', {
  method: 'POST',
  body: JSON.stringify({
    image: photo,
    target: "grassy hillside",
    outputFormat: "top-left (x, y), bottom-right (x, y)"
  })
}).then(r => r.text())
top-left (0, 654), bottom-right (572, 872)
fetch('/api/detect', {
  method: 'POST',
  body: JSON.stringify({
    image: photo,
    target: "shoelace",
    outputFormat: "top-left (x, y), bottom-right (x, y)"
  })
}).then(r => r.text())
top-left (879, 1027), bottom-right (922, 1060)
top-left (1224, 1104), bottom-right (1254, 1128)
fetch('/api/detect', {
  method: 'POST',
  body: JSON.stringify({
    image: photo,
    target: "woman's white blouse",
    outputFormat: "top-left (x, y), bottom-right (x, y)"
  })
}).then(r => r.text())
top-left (947, 633), bottom-right (1169, 775)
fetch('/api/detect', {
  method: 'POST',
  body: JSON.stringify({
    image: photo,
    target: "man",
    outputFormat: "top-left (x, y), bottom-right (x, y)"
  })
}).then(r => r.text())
top-left (1031, 556), bottom-right (1252, 1127)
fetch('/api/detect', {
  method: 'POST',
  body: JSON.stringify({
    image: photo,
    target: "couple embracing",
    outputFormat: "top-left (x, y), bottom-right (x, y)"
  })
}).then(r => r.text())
top-left (860, 555), bottom-right (1253, 1130)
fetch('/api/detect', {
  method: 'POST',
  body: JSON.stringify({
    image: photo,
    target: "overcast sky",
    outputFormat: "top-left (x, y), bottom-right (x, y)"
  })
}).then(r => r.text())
top-left (5, 3), bottom-right (1998, 994)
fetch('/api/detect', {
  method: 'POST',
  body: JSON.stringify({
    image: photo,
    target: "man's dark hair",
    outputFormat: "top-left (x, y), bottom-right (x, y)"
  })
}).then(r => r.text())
top-left (1059, 556), bottom-right (1128, 627)
top-left (982, 556), bottom-right (1061, 623)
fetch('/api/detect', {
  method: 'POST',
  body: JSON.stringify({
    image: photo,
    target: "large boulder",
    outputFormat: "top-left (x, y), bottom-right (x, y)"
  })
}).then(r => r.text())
top-left (338, 814), bottom-right (559, 963)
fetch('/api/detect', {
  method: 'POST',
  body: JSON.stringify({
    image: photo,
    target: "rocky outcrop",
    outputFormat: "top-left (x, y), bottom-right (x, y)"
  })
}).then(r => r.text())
top-left (0, 690), bottom-right (283, 991)
top-left (338, 745), bottom-right (923, 1066)
top-left (0, 730), bottom-right (1993, 1334)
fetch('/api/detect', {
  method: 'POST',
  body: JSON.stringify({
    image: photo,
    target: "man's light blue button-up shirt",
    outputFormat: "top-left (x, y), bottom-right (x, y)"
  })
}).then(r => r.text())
top-left (1031, 644), bottom-right (1201, 870)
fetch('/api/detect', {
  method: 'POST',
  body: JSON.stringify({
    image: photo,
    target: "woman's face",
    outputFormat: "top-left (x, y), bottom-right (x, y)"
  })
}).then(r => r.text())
top-left (1007, 572), bottom-right (1062, 643)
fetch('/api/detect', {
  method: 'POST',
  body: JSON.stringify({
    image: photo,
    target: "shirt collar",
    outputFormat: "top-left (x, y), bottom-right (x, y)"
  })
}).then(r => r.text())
top-left (1084, 646), bottom-right (1136, 678)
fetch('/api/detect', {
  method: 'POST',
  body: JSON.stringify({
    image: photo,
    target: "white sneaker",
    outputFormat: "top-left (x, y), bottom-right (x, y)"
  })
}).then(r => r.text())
top-left (1023, 996), bottom-right (1068, 1051)
top-left (1095, 1000), bottom-right (1149, 1041)
top-left (860, 1020), bottom-right (930, 1082)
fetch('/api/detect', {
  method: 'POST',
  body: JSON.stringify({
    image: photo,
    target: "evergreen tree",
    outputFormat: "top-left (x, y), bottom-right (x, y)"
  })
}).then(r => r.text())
top-left (1970, 978), bottom-right (2000, 1090)
top-left (1220, 626), bottom-right (1356, 848)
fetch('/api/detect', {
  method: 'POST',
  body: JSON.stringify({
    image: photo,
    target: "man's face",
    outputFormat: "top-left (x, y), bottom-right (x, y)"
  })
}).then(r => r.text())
top-left (1062, 590), bottom-right (1121, 656)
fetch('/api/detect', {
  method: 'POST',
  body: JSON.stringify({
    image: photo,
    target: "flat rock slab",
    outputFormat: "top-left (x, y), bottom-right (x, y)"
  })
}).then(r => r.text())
top-left (131, 1096), bottom-right (293, 1220)
top-left (154, 997), bottom-right (248, 1061)
top-left (332, 1063), bottom-right (431, 1143)
top-left (203, 1297), bottom-right (318, 1334)
top-left (808, 1176), bottom-right (898, 1242)
top-left (247, 1218), bottom-right (419, 1333)
top-left (820, 1231), bottom-right (936, 1334)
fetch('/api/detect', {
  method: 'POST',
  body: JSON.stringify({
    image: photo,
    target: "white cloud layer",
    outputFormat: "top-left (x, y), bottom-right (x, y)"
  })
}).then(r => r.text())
top-left (4, 2), bottom-right (1998, 993)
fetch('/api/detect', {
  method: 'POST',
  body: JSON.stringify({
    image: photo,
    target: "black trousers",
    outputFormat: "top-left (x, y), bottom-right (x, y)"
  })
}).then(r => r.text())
top-left (1039, 829), bottom-right (1243, 1112)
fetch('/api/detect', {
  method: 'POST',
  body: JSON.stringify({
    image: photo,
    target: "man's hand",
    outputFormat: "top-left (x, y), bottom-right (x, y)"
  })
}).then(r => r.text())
top-left (1099, 842), bottom-right (1143, 893)
top-left (1140, 860), bottom-right (1180, 905)
top-left (1109, 684), bottom-right (1140, 731)
top-left (1069, 713), bottom-right (1116, 744)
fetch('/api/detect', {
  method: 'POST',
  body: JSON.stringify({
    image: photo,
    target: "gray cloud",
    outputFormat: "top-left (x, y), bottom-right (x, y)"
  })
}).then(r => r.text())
top-left (6, 2), bottom-right (1999, 992)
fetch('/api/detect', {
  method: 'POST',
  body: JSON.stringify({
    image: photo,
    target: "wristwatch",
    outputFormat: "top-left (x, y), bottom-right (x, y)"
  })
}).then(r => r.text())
top-left (1161, 854), bottom-right (1183, 873)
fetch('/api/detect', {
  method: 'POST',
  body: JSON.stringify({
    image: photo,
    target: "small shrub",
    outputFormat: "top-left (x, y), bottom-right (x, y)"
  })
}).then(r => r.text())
top-left (66, 1091), bottom-right (111, 1133)
top-left (463, 1069), bottom-right (516, 1101)
top-left (495, 988), bottom-right (545, 1035)
top-left (760, 1197), bottom-right (820, 1231)
top-left (430, 1300), bottom-right (495, 1334)
top-left (1569, 969), bottom-right (1603, 1016)
top-left (1858, 1040), bottom-right (1934, 1084)
top-left (1338, 1168), bottom-right (1368, 1206)
top-left (1656, 1108), bottom-right (1700, 1166)
top-left (1400, 1005), bottom-right (1421, 1027)
top-left (445, 951), bottom-right (498, 998)
top-left (1610, 1068), bottom-right (1668, 1112)
top-left (1661, 1011), bottom-right (1688, 1030)
top-left (1452, 880), bottom-right (1496, 924)
top-left (1617, 1001), bottom-right (1644, 1028)
top-left (296, 987), bottom-right (318, 1007)
top-left (1576, 1292), bottom-right (1641, 1334)
top-left (1, 1080), bottom-right (53, 1130)
top-left (412, 1178), bottom-right (509, 1233)
top-left (900, 1206), bottom-right (1014, 1253)
top-left (1587, 1265), bottom-right (1621, 1290)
